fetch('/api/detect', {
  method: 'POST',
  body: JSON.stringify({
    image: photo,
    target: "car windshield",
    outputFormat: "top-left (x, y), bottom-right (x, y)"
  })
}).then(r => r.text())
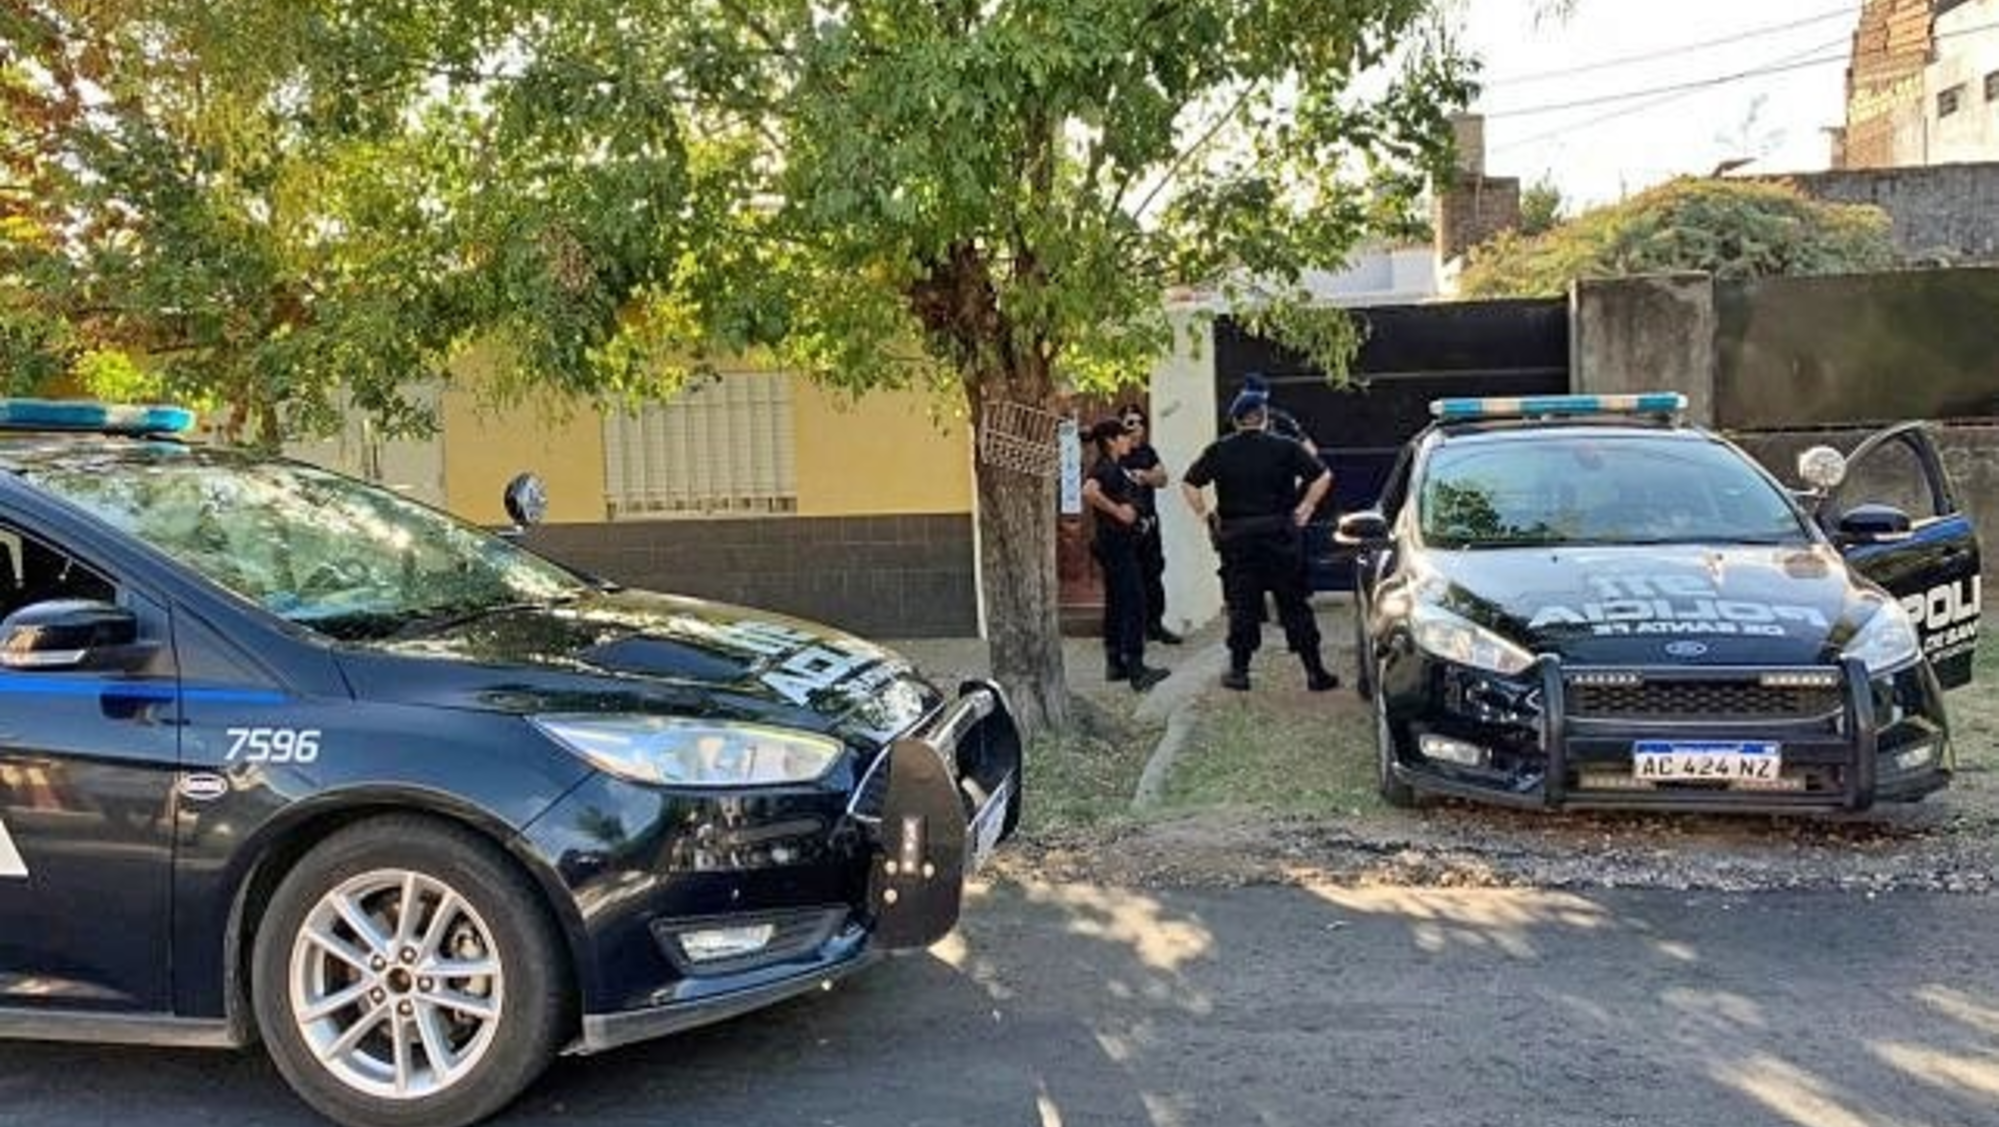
top-left (25, 456), bottom-right (584, 639)
top-left (1418, 434), bottom-right (1810, 549)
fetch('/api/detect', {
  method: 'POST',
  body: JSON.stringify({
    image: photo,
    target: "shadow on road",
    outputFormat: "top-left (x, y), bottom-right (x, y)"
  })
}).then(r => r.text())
top-left (3, 880), bottom-right (1998, 1127)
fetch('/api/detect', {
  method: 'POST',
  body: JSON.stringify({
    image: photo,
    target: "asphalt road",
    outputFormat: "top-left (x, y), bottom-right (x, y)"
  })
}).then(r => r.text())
top-left (5, 883), bottom-right (1999, 1127)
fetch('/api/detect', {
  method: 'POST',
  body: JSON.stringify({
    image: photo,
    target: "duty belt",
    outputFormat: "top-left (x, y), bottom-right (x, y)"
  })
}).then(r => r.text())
top-left (1216, 513), bottom-right (1291, 540)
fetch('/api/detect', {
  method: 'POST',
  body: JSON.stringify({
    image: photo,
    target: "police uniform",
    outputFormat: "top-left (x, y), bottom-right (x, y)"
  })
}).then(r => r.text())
top-left (1182, 394), bottom-right (1338, 692)
top-left (1085, 421), bottom-right (1167, 692)
top-left (1118, 426), bottom-right (1178, 644)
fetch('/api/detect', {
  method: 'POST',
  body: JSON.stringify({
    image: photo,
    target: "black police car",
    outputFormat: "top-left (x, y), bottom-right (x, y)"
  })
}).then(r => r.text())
top-left (0, 401), bottom-right (1021, 1127)
top-left (1343, 393), bottom-right (1980, 813)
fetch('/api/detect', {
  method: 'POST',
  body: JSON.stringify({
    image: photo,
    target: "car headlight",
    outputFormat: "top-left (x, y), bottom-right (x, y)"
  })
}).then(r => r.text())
top-left (1409, 604), bottom-right (1536, 676)
top-left (530, 715), bottom-right (845, 787)
top-left (1841, 600), bottom-right (1921, 675)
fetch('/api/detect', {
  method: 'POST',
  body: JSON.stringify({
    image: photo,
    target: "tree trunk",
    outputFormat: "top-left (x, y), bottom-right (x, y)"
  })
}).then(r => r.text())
top-left (973, 451), bottom-right (1069, 738)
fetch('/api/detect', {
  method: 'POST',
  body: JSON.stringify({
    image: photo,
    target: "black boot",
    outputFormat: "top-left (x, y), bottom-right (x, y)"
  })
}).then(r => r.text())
top-left (1303, 651), bottom-right (1339, 692)
top-left (1147, 624), bottom-right (1184, 645)
top-left (1130, 664), bottom-right (1170, 693)
top-left (1221, 654), bottom-right (1251, 692)
top-left (1106, 655), bottom-right (1130, 683)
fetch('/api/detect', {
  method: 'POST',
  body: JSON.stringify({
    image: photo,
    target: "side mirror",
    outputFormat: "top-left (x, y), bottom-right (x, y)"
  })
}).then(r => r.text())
top-left (1797, 445), bottom-right (1848, 491)
top-left (0, 599), bottom-right (147, 671)
top-left (1837, 503), bottom-right (1913, 545)
top-left (1336, 510), bottom-right (1391, 545)
top-left (503, 472), bottom-right (548, 533)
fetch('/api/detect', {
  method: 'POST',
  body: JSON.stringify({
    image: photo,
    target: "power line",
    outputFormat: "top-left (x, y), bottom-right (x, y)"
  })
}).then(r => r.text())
top-left (1483, 5), bottom-right (1861, 87)
top-left (1491, 36), bottom-right (1844, 153)
top-left (1490, 18), bottom-right (1999, 151)
top-left (1485, 39), bottom-right (1852, 119)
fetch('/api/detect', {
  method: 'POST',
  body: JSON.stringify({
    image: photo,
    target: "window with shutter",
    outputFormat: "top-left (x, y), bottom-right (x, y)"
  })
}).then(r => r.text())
top-left (602, 373), bottom-right (798, 518)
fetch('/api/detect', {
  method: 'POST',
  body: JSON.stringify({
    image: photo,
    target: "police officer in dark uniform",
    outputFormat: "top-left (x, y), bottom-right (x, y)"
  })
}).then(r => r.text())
top-left (1181, 387), bottom-right (1339, 692)
top-left (1084, 417), bottom-right (1170, 693)
top-left (1116, 404), bottom-right (1182, 646)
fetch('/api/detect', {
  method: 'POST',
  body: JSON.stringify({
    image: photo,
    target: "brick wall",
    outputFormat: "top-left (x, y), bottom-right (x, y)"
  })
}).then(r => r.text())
top-left (523, 514), bottom-right (978, 638)
top-left (1776, 163), bottom-right (1999, 261)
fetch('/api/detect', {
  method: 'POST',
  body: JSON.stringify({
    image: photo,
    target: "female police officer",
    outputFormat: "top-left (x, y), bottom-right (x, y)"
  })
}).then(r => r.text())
top-left (1180, 387), bottom-right (1338, 693)
top-left (1084, 417), bottom-right (1170, 693)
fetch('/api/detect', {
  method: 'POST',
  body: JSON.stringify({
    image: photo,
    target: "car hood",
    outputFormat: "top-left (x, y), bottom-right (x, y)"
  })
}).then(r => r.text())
top-left (333, 588), bottom-right (943, 746)
top-left (1414, 543), bottom-right (1873, 666)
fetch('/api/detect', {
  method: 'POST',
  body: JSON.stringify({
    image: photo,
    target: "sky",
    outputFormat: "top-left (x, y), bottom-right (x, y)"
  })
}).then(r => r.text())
top-left (1461, 0), bottom-right (1863, 207)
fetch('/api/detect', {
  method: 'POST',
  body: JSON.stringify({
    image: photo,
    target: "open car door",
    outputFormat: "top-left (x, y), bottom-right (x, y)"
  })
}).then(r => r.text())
top-left (1822, 422), bottom-right (1981, 689)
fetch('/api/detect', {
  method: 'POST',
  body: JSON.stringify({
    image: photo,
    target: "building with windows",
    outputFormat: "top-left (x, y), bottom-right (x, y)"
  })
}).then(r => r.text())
top-left (1834, 0), bottom-right (1999, 168)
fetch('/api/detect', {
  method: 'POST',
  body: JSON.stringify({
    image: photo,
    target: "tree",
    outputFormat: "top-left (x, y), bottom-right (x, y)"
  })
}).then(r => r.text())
top-left (2, 1), bottom-right (1474, 735)
top-left (1457, 178), bottom-right (1894, 300)
top-left (1517, 177), bottom-right (1565, 237)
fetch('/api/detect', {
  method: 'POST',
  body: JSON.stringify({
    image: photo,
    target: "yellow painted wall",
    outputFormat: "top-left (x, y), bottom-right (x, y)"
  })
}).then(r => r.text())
top-left (436, 352), bottom-right (970, 524)
top-left (792, 378), bottom-right (972, 516)
top-left (440, 351), bottom-right (608, 525)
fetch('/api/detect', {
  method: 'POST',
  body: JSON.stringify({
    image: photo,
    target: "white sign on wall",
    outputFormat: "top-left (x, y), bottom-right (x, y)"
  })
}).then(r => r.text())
top-left (1058, 418), bottom-right (1082, 515)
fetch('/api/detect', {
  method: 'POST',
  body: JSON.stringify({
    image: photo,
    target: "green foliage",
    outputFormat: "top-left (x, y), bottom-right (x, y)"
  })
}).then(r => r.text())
top-left (1458, 178), bottom-right (1895, 299)
top-left (2, 0), bottom-right (1475, 436)
top-left (1518, 177), bottom-right (1565, 237)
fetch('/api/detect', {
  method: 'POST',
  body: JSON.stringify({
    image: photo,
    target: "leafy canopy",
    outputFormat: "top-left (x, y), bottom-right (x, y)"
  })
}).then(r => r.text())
top-left (1457, 178), bottom-right (1895, 299)
top-left (3, 0), bottom-right (1475, 438)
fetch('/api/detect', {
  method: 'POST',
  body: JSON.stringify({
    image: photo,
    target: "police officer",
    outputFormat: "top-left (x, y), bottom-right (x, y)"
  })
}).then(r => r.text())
top-left (1181, 387), bottom-right (1339, 692)
top-left (1116, 404), bottom-right (1182, 646)
top-left (1083, 417), bottom-right (1170, 693)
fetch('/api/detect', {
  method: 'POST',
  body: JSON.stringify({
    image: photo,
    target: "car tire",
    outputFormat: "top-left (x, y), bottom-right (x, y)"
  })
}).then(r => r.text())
top-left (252, 815), bottom-right (571, 1127)
top-left (1373, 666), bottom-right (1418, 809)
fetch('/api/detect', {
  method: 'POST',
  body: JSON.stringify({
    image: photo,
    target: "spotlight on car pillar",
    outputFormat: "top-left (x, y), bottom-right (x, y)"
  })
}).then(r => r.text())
top-left (1797, 446), bottom-right (1848, 491)
top-left (503, 471), bottom-right (548, 530)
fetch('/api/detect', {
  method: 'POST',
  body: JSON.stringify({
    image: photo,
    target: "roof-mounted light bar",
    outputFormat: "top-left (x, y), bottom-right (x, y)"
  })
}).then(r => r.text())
top-left (0, 399), bottom-right (196, 436)
top-left (1429, 393), bottom-right (1688, 422)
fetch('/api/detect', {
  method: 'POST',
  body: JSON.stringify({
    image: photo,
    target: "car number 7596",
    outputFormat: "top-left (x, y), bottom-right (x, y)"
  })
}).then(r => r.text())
top-left (226, 727), bottom-right (322, 764)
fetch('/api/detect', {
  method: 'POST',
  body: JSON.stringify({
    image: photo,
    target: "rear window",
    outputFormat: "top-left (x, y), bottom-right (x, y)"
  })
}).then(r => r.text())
top-left (1419, 434), bottom-right (1809, 549)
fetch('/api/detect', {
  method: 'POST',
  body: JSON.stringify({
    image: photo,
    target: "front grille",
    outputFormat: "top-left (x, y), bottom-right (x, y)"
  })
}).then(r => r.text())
top-left (1568, 678), bottom-right (1842, 722)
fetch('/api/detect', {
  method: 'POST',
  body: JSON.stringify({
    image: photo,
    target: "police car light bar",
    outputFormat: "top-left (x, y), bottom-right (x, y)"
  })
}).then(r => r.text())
top-left (1429, 393), bottom-right (1688, 422)
top-left (0, 398), bottom-right (196, 436)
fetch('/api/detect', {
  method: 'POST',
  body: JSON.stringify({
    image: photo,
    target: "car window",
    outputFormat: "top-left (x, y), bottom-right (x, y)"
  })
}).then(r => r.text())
top-left (1418, 434), bottom-right (1809, 549)
top-left (1837, 433), bottom-right (1945, 522)
top-left (0, 523), bottom-right (117, 618)
top-left (23, 458), bottom-right (584, 639)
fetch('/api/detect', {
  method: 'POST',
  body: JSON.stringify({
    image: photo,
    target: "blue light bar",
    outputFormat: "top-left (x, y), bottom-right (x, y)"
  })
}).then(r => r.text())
top-left (1429, 393), bottom-right (1688, 422)
top-left (0, 398), bottom-right (195, 436)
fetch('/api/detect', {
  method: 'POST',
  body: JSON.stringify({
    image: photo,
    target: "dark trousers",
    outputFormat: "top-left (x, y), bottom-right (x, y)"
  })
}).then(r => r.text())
top-left (1095, 534), bottom-right (1147, 670)
top-left (1220, 528), bottom-right (1320, 663)
top-left (1137, 520), bottom-right (1167, 630)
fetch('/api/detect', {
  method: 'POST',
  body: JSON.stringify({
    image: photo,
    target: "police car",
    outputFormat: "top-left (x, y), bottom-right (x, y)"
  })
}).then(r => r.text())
top-left (1343, 393), bottom-right (1980, 813)
top-left (0, 401), bottom-right (1021, 1127)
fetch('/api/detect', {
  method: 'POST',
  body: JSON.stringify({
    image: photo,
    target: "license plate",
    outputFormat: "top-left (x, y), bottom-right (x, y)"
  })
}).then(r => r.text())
top-left (1632, 740), bottom-right (1782, 783)
top-left (966, 778), bottom-right (1012, 873)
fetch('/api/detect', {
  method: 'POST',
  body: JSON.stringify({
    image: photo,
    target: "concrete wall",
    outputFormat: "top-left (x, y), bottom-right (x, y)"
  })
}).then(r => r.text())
top-left (1779, 163), bottom-right (1999, 261)
top-left (1569, 274), bottom-right (1717, 424)
top-left (1149, 311), bottom-right (1225, 636)
top-left (1713, 268), bottom-right (1999, 428)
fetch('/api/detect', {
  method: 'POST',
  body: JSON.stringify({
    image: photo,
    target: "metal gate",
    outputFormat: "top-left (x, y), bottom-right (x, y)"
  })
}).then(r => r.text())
top-left (1213, 298), bottom-right (1570, 590)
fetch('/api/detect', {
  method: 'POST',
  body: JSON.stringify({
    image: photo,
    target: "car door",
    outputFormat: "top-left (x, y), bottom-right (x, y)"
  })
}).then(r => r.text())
top-left (1823, 422), bottom-right (1981, 689)
top-left (0, 518), bottom-right (179, 1014)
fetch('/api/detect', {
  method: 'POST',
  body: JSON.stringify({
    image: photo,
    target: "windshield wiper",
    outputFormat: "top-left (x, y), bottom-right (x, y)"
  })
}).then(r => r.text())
top-left (390, 593), bottom-right (584, 640)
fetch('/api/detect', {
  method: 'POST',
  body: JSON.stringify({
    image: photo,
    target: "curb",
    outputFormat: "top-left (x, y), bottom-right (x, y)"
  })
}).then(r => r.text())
top-left (1131, 640), bottom-right (1231, 809)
